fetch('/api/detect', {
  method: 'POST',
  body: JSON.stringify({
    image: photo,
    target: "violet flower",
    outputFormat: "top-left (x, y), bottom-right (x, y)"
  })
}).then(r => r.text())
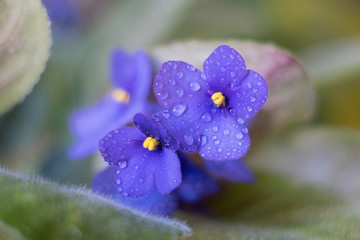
top-left (92, 166), bottom-right (178, 216)
top-left (205, 159), bottom-right (254, 183)
top-left (68, 49), bottom-right (152, 159)
top-left (176, 152), bottom-right (218, 203)
top-left (99, 113), bottom-right (181, 198)
top-left (153, 45), bottom-right (268, 161)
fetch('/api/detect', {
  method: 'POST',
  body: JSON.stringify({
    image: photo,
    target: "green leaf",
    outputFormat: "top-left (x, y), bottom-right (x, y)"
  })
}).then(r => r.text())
top-left (0, 168), bottom-right (191, 240)
top-left (182, 171), bottom-right (360, 240)
top-left (151, 40), bottom-right (314, 140)
top-left (0, 0), bottom-right (51, 115)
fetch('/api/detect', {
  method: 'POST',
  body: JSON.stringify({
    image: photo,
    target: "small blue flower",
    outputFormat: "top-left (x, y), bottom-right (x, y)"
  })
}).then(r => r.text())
top-left (93, 166), bottom-right (178, 216)
top-left (176, 152), bottom-right (218, 203)
top-left (68, 49), bottom-right (152, 159)
top-left (153, 45), bottom-right (268, 161)
top-left (99, 113), bottom-right (181, 198)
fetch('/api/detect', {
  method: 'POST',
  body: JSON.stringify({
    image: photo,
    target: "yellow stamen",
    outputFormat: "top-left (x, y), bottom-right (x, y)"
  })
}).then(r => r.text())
top-left (112, 88), bottom-right (130, 103)
top-left (211, 92), bottom-right (225, 107)
top-left (142, 137), bottom-right (159, 151)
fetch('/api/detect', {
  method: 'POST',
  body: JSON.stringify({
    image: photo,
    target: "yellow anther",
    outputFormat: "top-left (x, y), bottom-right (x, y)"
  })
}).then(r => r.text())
top-left (142, 137), bottom-right (159, 151)
top-left (211, 92), bottom-right (225, 107)
top-left (112, 88), bottom-right (130, 103)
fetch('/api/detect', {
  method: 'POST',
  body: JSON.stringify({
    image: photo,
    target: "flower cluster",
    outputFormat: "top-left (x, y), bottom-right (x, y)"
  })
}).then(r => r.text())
top-left (70, 45), bottom-right (268, 216)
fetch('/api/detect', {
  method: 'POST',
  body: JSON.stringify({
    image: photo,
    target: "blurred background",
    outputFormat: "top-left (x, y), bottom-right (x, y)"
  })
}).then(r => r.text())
top-left (1, 0), bottom-right (359, 187)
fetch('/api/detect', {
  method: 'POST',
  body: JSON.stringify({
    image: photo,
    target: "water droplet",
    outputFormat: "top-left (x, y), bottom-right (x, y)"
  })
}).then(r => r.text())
top-left (176, 88), bottom-right (184, 97)
top-left (236, 133), bottom-right (243, 139)
top-left (138, 178), bottom-right (144, 183)
top-left (122, 192), bottom-right (128, 197)
top-left (119, 161), bottom-right (127, 169)
top-left (220, 67), bottom-right (226, 72)
top-left (214, 140), bottom-right (220, 145)
top-left (217, 148), bottom-right (223, 153)
top-left (190, 82), bottom-right (200, 91)
top-left (134, 165), bottom-right (139, 170)
top-left (212, 135), bottom-right (217, 140)
top-left (238, 142), bottom-right (243, 146)
top-left (115, 169), bottom-right (120, 174)
top-left (247, 106), bottom-right (253, 112)
top-left (247, 82), bottom-right (252, 89)
top-left (250, 97), bottom-right (256, 102)
top-left (183, 135), bottom-right (194, 145)
top-left (115, 179), bottom-right (121, 185)
top-left (187, 65), bottom-right (195, 71)
top-left (156, 82), bottom-right (163, 88)
top-left (168, 79), bottom-right (176, 86)
top-left (252, 89), bottom-right (258, 93)
top-left (171, 63), bottom-right (177, 69)
top-left (230, 72), bottom-right (235, 77)
top-left (257, 81), bottom-right (262, 86)
top-left (237, 117), bottom-right (245, 124)
top-left (242, 127), bottom-right (249, 133)
top-left (177, 72), bottom-right (183, 78)
top-left (224, 129), bottom-right (230, 135)
top-left (210, 108), bottom-right (217, 114)
top-left (201, 73), bottom-right (206, 80)
top-left (171, 103), bottom-right (187, 117)
top-left (173, 179), bottom-right (177, 183)
top-left (201, 136), bottom-right (208, 146)
top-left (201, 112), bottom-right (212, 122)
top-left (158, 91), bottom-right (168, 99)
top-left (212, 126), bottom-right (218, 132)
top-left (162, 110), bottom-right (170, 118)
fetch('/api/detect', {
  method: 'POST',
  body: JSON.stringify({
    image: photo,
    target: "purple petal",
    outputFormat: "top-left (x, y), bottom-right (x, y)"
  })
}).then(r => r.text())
top-left (133, 113), bottom-right (160, 139)
top-left (205, 159), bottom-right (255, 183)
top-left (99, 127), bottom-right (146, 165)
top-left (92, 166), bottom-right (178, 216)
top-left (154, 61), bottom-right (209, 113)
top-left (198, 112), bottom-right (250, 161)
top-left (153, 111), bottom-right (202, 152)
top-left (226, 70), bottom-right (268, 119)
top-left (203, 45), bottom-right (247, 88)
top-left (154, 148), bottom-right (182, 194)
top-left (114, 149), bottom-right (157, 198)
top-left (111, 50), bottom-right (152, 103)
top-left (69, 96), bottom-right (144, 159)
top-left (177, 153), bottom-right (218, 203)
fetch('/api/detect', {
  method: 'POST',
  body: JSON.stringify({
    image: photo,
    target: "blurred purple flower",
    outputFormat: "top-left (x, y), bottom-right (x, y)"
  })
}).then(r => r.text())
top-left (205, 159), bottom-right (255, 183)
top-left (153, 45), bottom-right (268, 161)
top-left (68, 50), bottom-right (152, 159)
top-left (99, 113), bottom-right (181, 198)
top-left (93, 166), bottom-right (178, 216)
top-left (176, 153), bottom-right (218, 203)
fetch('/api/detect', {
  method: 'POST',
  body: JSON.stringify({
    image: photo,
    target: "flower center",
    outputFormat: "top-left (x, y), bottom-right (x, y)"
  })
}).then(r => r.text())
top-left (112, 88), bottom-right (130, 103)
top-left (142, 137), bottom-right (159, 151)
top-left (211, 92), bottom-right (225, 107)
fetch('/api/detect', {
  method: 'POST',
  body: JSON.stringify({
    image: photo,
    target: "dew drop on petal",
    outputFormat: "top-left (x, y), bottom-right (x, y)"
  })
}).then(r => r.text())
top-left (201, 112), bottom-right (212, 122)
top-left (183, 135), bottom-right (194, 145)
top-left (201, 136), bottom-right (208, 146)
top-left (171, 103), bottom-right (187, 117)
top-left (237, 117), bottom-right (245, 124)
top-left (242, 127), bottom-right (249, 133)
top-left (134, 165), bottom-right (139, 170)
top-left (138, 178), bottom-right (144, 183)
top-left (230, 72), bottom-right (235, 77)
top-left (168, 79), bottom-right (176, 86)
top-left (122, 192), bottom-right (129, 197)
top-left (212, 126), bottom-right (219, 132)
top-left (177, 72), bottom-right (183, 78)
top-left (214, 140), bottom-right (220, 145)
top-left (224, 129), bottom-right (230, 135)
top-left (238, 141), bottom-right (243, 146)
top-left (115, 169), bottom-right (120, 174)
top-left (119, 161), bottom-right (127, 169)
top-left (190, 82), bottom-right (200, 91)
top-left (187, 65), bottom-right (195, 71)
top-left (162, 110), bottom-right (170, 119)
top-left (247, 106), bottom-right (253, 112)
top-left (176, 88), bottom-right (184, 97)
top-left (217, 148), bottom-right (223, 153)
top-left (115, 179), bottom-right (121, 185)
top-left (250, 97), bottom-right (256, 102)
top-left (236, 133), bottom-right (243, 139)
